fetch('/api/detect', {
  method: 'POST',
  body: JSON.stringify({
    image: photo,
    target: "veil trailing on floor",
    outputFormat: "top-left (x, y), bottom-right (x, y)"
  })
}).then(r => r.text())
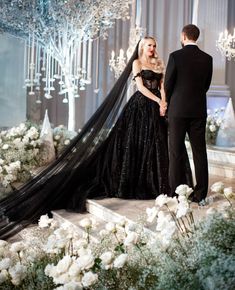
top-left (0, 43), bottom-right (140, 239)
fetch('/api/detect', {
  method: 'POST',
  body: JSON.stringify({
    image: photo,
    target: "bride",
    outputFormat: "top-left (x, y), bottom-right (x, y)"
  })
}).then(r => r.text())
top-left (0, 37), bottom-right (192, 239)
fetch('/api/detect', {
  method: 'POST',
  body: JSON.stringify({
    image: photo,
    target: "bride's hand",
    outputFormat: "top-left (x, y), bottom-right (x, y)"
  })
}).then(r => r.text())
top-left (159, 100), bottom-right (167, 116)
top-left (160, 107), bottom-right (166, 116)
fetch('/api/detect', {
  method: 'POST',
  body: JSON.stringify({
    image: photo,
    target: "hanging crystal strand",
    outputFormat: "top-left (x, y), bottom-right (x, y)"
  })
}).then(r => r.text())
top-left (72, 40), bottom-right (79, 98)
top-left (45, 50), bottom-right (52, 99)
top-left (77, 40), bottom-right (82, 85)
top-left (23, 38), bottom-right (28, 89)
top-left (87, 39), bottom-right (93, 84)
top-left (80, 39), bottom-right (87, 90)
top-left (29, 32), bottom-right (35, 96)
top-left (35, 43), bottom-right (42, 104)
top-left (94, 37), bottom-right (99, 96)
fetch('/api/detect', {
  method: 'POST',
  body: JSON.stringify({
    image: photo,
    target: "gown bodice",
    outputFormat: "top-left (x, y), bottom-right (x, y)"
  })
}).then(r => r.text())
top-left (140, 70), bottom-right (163, 92)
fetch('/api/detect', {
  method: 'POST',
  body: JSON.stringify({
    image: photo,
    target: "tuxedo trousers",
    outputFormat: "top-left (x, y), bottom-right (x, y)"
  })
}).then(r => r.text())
top-left (168, 117), bottom-right (208, 201)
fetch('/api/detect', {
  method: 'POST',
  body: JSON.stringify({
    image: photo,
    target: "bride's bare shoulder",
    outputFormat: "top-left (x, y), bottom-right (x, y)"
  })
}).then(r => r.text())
top-left (132, 59), bottom-right (141, 69)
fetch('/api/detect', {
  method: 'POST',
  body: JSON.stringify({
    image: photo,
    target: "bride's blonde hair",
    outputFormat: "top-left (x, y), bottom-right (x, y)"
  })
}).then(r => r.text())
top-left (138, 36), bottom-right (165, 73)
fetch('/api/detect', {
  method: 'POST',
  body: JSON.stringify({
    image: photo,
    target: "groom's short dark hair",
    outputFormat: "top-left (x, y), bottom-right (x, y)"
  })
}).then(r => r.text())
top-left (182, 24), bottom-right (200, 41)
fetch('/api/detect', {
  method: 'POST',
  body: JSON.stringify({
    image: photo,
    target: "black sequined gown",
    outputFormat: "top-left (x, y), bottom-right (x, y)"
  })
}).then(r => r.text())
top-left (88, 69), bottom-right (171, 199)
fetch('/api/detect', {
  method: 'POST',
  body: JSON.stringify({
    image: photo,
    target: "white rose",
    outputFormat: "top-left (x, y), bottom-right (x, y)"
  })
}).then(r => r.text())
top-left (209, 124), bottom-right (216, 132)
top-left (223, 187), bottom-right (234, 199)
top-left (53, 272), bottom-right (71, 285)
top-left (211, 181), bottom-right (225, 193)
top-left (155, 194), bottom-right (168, 207)
top-left (2, 144), bottom-right (9, 150)
top-left (116, 217), bottom-right (127, 227)
top-left (99, 229), bottom-right (108, 238)
top-left (44, 263), bottom-right (56, 277)
top-left (124, 232), bottom-right (139, 246)
top-left (79, 217), bottom-right (92, 228)
top-left (100, 251), bottom-right (114, 268)
top-left (81, 271), bottom-right (98, 287)
top-left (56, 255), bottom-right (73, 274)
top-left (54, 135), bottom-right (61, 140)
top-left (176, 202), bottom-right (190, 218)
top-left (146, 206), bottom-right (159, 223)
top-left (0, 257), bottom-right (12, 270)
top-left (113, 254), bottom-right (128, 268)
top-left (77, 254), bottom-right (94, 270)
top-left (68, 261), bottom-right (81, 278)
top-left (175, 184), bottom-right (193, 197)
top-left (105, 222), bottom-right (116, 233)
top-left (38, 214), bottom-right (53, 228)
top-left (64, 139), bottom-right (70, 146)
top-left (0, 240), bottom-right (8, 248)
top-left (166, 196), bottom-right (179, 211)
top-left (10, 241), bottom-right (25, 253)
top-left (8, 262), bottom-right (27, 286)
top-left (55, 281), bottom-right (83, 290)
top-left (0, 269), bottom-right (8, 284)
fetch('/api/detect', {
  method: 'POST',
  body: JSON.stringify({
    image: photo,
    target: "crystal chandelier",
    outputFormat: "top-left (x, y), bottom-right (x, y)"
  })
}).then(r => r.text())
top-left (0, 0), bottom-right (131, 130)
top-left (109, 0), bottom-right (146, 78)
top-left (216, 29), bottom-right (235, 60)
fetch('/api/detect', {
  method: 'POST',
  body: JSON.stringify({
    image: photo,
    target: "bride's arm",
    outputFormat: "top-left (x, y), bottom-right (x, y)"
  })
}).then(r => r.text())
top-left (132, 59), bottom-right (161, 104)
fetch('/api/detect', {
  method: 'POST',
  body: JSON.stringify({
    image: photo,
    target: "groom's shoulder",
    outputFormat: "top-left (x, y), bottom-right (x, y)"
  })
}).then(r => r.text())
top-left (170, 48), bottom-right (184, 58)
top-left (199, 49), bottom-right (213, 60)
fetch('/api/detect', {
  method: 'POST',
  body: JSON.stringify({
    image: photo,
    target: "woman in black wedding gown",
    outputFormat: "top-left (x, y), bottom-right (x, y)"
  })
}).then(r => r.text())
top-left (0, 37), bottom-right (192, 239)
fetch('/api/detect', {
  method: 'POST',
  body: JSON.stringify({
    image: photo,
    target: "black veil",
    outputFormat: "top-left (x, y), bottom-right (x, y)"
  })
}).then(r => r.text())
top-left (0, 42), bottom-right (140, 239)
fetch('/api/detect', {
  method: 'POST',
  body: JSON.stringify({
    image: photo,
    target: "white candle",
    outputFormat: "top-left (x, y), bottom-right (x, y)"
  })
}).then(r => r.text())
top-left (218, 32), bottom-right (223, 42)
top-left (111, 50), bottom-right (115, 60)
top-left (119, 49), bottom-right (124, 59)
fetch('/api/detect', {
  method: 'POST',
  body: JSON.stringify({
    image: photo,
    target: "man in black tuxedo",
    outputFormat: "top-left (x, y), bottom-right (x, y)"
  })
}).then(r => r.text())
top-left (164, 24), bottom-right (213, 204)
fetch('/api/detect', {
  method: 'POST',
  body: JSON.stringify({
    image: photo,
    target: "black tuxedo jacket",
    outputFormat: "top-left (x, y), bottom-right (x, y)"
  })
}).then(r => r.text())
top-left (164, 45), bottom-right (213, 118)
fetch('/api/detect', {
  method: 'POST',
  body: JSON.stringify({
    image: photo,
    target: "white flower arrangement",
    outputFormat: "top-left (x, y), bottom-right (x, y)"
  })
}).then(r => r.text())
top-left (53, 125), bottom-right (77, 155)
top-left (0, 182), bottom-right (234, 289)
top-left (206, 107), bottom-right (225, 145)
top-left (0, 122), bottom-right (77, 196)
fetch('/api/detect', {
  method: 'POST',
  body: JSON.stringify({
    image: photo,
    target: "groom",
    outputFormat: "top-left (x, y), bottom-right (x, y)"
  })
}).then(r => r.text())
top-left (164, 24), bottom-right (213, 204)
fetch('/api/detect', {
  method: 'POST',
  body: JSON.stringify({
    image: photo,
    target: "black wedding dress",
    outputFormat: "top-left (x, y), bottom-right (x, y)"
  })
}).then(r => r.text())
top-left (0, 44), bottom-right (193, 239)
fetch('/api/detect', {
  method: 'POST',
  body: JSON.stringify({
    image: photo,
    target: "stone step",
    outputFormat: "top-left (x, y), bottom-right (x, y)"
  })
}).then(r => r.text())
top-left (187, 143), bottom-right (235, 178)
top-left (189, 158), bottom-right (235, 179)
top-left (51, 210), bottom-right (107, 242)
top-left (206, 145), bottom-right (235, 165)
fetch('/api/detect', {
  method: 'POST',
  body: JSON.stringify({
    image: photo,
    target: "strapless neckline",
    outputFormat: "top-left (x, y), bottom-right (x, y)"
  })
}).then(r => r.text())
top-left (141, 69), bottom-right (162, 75)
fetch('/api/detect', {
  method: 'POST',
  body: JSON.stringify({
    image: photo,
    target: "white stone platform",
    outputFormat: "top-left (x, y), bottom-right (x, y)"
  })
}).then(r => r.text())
top-left (187, 144), bottom-right (235, 178)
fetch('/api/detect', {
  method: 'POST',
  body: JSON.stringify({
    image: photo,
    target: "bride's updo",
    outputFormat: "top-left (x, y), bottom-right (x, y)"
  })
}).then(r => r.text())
top-left (138, 36), bottom-right (165, 73)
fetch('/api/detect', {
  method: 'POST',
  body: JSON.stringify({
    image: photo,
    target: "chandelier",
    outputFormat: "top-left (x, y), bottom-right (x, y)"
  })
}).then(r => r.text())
top-left (109, 0), bottom-right (146, 78)
top-left (216, 28), bottom-right (235, 60)
top-left (0, 0), bottom-right (131, 130)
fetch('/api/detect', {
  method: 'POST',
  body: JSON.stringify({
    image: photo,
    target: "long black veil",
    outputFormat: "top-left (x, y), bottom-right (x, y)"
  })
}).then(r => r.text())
top-left (0, 43), bottom-right (140, 239)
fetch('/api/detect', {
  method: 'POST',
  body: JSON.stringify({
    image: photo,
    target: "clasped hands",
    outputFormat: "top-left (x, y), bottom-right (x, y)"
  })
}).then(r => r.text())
top-left (159, 100), bottom-right (167, 116)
